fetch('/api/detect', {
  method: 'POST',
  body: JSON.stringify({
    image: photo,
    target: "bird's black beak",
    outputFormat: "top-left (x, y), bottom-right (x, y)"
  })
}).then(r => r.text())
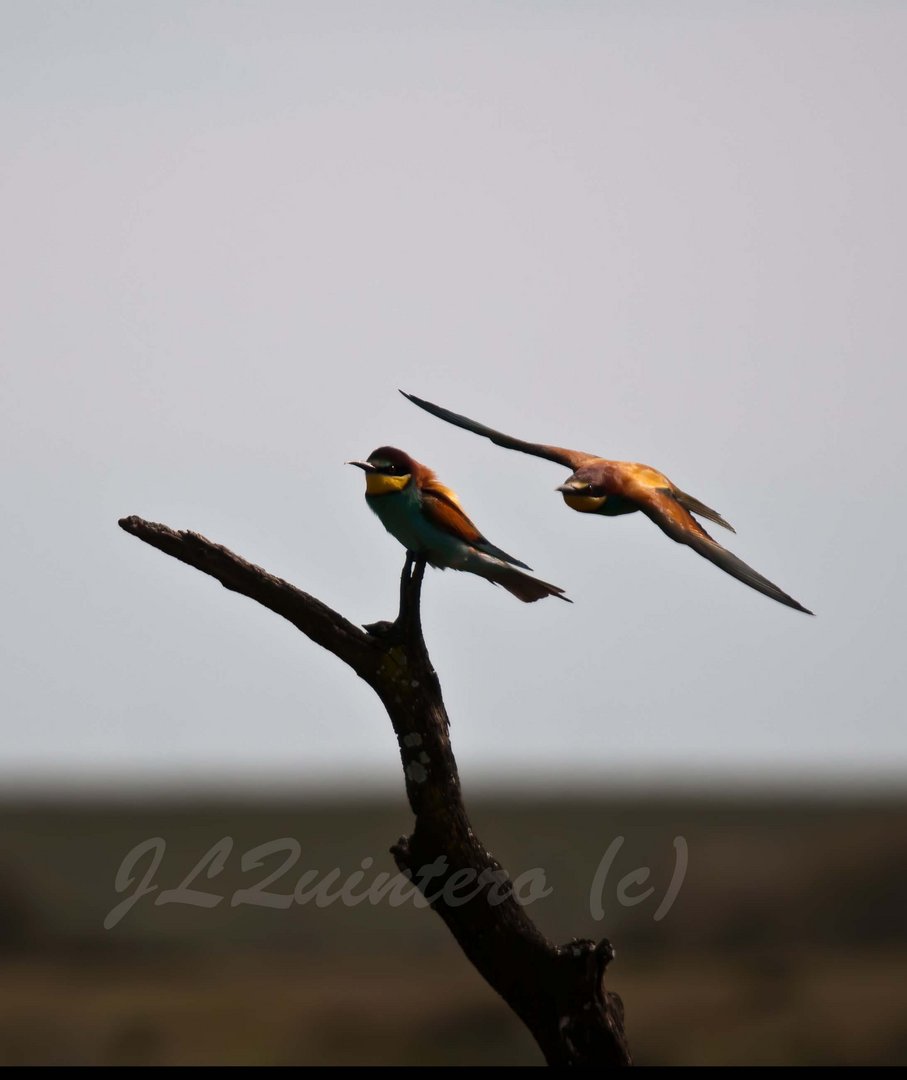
top-left (555, 483), bottom-right (575, 494)
top-left (347, 460), bottom-right (376, 472)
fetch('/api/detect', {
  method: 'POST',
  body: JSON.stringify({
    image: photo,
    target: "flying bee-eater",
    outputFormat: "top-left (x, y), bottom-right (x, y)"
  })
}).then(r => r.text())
top-left (347, 446), bottom-right (569, 604)
top-left (401, 393), bottom-right (813, 615)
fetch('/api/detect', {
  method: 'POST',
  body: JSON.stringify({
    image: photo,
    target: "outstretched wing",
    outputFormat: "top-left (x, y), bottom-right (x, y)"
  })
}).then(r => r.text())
top-left (402, 391), bottom-right (597, 471)
top-left (420, 476), bottom-right (531, 570)
top-left (633, 486), bottom-right (813, 615)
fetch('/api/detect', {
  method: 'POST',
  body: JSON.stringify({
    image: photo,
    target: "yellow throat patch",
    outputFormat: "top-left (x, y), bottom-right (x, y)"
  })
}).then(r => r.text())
top-left (365, 472), bottom-right (411, 496)
top-left (562, 492), bottom-right (607, 513)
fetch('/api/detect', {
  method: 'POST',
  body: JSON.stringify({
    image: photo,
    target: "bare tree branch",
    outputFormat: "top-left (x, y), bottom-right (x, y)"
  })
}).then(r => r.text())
top-left (118, 516), bottom-right (378, 679)
top-left (118, 515), bottom-right (631, 1066)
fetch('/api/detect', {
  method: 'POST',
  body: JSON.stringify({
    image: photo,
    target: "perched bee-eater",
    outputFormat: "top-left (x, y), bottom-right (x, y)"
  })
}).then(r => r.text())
top-left (401, 393), bottom-right (813, 615)
top-left (348, 446), bottom-right (569, 604)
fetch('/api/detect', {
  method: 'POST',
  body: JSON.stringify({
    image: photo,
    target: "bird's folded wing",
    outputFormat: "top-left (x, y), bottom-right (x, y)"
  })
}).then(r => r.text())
top-left (420, 480), bottom-right (532, 569)
top-left (419, 480), bottom-right (486, 545)
top-left (402, 391), bottom-right (596, 470)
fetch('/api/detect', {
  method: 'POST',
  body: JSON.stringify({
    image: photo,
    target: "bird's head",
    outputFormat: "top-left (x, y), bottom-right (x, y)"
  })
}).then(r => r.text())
top-left (347, 446), bottom-right (416, 496)
top-left (556, 469), bottom-right (608, 513)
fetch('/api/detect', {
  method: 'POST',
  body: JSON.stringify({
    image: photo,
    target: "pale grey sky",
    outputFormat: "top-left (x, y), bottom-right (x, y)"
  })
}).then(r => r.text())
top-left (1, 1), bottom-right (904, 793)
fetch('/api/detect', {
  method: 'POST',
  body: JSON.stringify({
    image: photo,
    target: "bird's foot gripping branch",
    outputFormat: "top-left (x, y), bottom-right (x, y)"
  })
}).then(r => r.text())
top-left (117, 516), bottom-right (630, 1066)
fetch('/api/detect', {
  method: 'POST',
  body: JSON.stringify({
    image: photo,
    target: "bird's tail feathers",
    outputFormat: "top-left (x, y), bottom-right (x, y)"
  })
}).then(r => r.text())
top-left (675, 489), bottom-right (735, 533)
top-left (479, 561), bottom-right (571, 603)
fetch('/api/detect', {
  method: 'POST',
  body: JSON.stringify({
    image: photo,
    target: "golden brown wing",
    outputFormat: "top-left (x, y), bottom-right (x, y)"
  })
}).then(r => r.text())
top-left (401, 391), bottom-right (597, 471)
top-left (633, 487), bottom-right (813, 615)
top-left (606, 464), bottom-right (734, 533)
top-left (420, 479), bottom-right (485, 543)
top-left (420, 477), bottom-right (532, 570)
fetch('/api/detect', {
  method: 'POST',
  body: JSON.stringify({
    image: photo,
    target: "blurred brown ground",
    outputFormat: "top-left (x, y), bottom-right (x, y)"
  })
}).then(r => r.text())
top-left (1, 793), bottom-right (905, 1065)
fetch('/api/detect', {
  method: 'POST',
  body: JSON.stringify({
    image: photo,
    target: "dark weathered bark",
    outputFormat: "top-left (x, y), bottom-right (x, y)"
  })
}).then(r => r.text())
top-left (118, 515), bottom-right (631, 1066)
